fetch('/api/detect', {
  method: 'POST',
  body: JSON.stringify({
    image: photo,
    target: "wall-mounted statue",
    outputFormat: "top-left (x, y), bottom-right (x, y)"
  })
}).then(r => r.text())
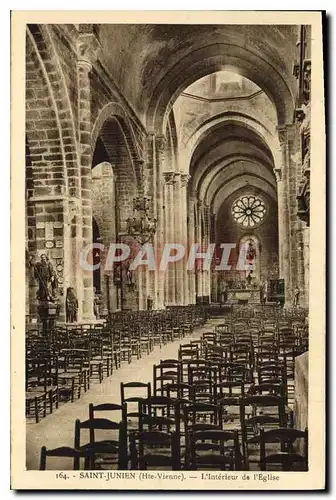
top-left (30, 253), bottom-right (58, 303)
top-left (65, 287), bottom-right (78, 323)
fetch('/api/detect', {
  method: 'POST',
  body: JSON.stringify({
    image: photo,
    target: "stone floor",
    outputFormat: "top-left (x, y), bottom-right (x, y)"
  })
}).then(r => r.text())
top-left (26, 318), bottom-right (222, 470)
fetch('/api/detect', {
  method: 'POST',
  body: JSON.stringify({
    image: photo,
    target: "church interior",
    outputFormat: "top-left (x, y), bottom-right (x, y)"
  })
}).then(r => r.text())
top-left (25, 23), bottom-right (311, 471)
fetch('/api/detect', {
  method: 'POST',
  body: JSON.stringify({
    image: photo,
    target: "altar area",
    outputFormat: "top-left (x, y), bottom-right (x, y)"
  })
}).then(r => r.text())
top-left (226, 287), bottom-right (261, 304)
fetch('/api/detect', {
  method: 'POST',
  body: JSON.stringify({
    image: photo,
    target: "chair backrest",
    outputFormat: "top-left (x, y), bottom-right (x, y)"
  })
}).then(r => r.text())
top-left (178, 343), bottom-right (199, 361)
top-left (130, 430), bottom-right (180, 470)
top-left (40, 446), bottom-right (84, 470)
top-left (183, 402), bottom-right (223, 430)
top-left (88, 402), bottom-right (127, 426)
top-left (139, 396), bottom-right (181, 435)
top-left (259, 427), bottom-right (308, 471)
top-left (190, 429), bottom-right (241, 470)
top-left (74, 417), bottom-right (127, 469)
top-left (120, 381), bottom-right (151, 406)
top-left (164, 382), bottom-right (194, 402)
top-left (214, 381), bottom-right (245, 400)
top-left (250, 382), bottom-right (285, 399)
top-left (239, 395), bottom-right (286, 449)
top-left (153, 361), bottom-right (182, 393)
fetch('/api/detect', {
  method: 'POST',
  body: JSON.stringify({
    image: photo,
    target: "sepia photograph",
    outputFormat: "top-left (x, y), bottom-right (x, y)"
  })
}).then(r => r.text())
top-left (10, 10), bottom-right (325, 490)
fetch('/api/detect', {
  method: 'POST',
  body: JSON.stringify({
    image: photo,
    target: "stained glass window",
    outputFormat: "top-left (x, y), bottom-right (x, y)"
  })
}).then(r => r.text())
top-left (231, 195), bottom-right (266, 227)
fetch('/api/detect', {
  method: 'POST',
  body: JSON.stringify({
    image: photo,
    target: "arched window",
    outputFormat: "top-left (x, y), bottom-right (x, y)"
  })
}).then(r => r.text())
top-left (231, 195), bottom-right (266, 227)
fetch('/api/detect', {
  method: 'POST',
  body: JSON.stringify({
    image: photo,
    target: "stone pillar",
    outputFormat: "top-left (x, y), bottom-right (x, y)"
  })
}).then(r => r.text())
top-left (174, 172), bottom-right (184, 305)
top-left (145, 135), bottom-right (156, 305)
top-left (277, 127), bottom-right (292, 305)
top-left (77, 27), bottom-right (100, 320)
top-left (196, 200), bottom-right (203, 301)
top-left (187, 191), bottom-right (196, 304)
top-left (296, 221), bottom-right (306, 307)
top-left (287, 126), bottom-right (301, 305)
top-left (203, 204), bottom-right (211, 302)
top-left (154, 136), bottom-right (167, 309)
top-left (274, 167), bottom-right (286, 281)
top-left (181, 173), bottom-right (190, 305)
top-left (163, 171), bottom-right (177, 306)
top-left (27, 195), bottom-right (71, 322)
top-left (135, 159), bottom-right (150, 311)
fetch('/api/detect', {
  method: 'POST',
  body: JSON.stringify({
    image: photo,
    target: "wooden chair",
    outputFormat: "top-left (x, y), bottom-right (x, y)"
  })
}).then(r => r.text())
top-left (57, 352), bottom-right (89, 402)
top-left (239, 395), bottom-right (287, 465)
top-left (139, 396), bottom-right (181, 435)
top-left (164, 382), bottom-right (194, 404)
top-left (189, 429), bottom-right (242, 470)
top-left (40, 446), bottom-right (88, 470)
top-left (74, 417), bottom-right (128, 470)
top-left (153, 360), bottom-right (182, 395)
top-left (26, 356), bottom-right (59, 422)
top-left (259, 428), bottom-right (308, 471)
top-left (214, 381), bottom-right (245, 402)
top-left (216, 395), bottom-right (242, 430)
top-left (121, 381), bottom-right (151, 412)
top-left (88, 336), bottom-right (104, 383)
top-left (130, 430), bottom-right (180, 470)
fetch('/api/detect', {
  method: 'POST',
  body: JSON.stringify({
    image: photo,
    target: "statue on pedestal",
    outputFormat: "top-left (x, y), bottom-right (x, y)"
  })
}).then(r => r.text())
top-left (31, 253), bottom-right (58, 302)
top-left (29, 252), bottom-right (59, 333)
top-left (66, 287), bottom-right (78, 323)
top-left (246, 240), bottom-right (257, 264)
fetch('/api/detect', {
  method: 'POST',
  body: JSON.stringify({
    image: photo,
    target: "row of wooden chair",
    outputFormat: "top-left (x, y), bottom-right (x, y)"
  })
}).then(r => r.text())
top-left (26, 306), bottom-right (207, 423)
top-left (39, 390), bottom-right (307, 471)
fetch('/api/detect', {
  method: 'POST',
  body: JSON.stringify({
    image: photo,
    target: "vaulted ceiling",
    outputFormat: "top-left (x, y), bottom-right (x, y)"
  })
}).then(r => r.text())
top-left (98, 24), bottom-right (298, 129)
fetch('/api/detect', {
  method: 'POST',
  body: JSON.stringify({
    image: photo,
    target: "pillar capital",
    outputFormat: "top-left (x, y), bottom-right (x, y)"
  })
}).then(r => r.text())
top-left (163, 171), bottom-right (177, 185)
top-left (155, 135), bottom-right (167, 152)
top-left (274, 168), bottom-right (282, 182)
top-left (277, 124), bottom-right (296, 146)
top-left (180, 172), bottom-right (191, 188)
top-left (77, 30), bottom-right (101, 69)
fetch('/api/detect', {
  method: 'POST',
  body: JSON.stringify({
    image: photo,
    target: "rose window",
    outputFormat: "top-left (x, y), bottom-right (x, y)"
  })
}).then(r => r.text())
top-left (231, 195), bottom-right (266, 227)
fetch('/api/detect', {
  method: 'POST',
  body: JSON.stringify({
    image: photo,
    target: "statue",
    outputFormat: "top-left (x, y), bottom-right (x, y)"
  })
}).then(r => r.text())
top-left (65, 287), bottom-right (78, 323)
top-left (93, 287), bottom-right (101, 320)
top-left (147, 295), bottom-right (153, 311)
top-left (294, 286), bottom-right (300, 307)
top-left (246, 240), bottom-right (257, 263)
top-left (126, 266), bottom-right (133, 286)
top-left (246, 270), bottom-right (253, 288)
top-left (29, 252), bottom-right (59, 333)
top-left (219, 280), bottom-right (228, 304)
top-left (30, 253), bottom-right (58, 302)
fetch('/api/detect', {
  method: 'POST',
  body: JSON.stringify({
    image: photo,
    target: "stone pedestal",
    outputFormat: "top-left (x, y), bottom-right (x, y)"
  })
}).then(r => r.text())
top-left (38, 300), bottom-right (59, 335)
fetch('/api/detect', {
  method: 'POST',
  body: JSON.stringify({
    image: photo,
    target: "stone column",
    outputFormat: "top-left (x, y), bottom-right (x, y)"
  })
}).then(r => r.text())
top-left (181, 173), bottom-right (190, 305)
top-left (203, 204), bottom-right (211, 302)
top-left (277, 127), bottom-right (292, 305)
top-left (274, 166), bottom-right (286, 280)
top-left (77, 27), bottom-right (100, 320)
top-left (144, 135), bottom-right (156, 305)
top-left (296, 221), bottom-right (306, 307)
top-left (154, 136), bottom-right (167, 309)
top-left (135, 159), bottom-right (149, 311)
top-left (196, 200), bottom-right (204, 301)
top-left (287, 126), bottom-right (300, 305)
top-left (187, 191), bottom-right (196, 304)
top-left (173, 172), bottom-right (184, 305)
top-left (27, 195), bottom-right (71, 322)
top-left (163, 171), bottom-right (177, 306)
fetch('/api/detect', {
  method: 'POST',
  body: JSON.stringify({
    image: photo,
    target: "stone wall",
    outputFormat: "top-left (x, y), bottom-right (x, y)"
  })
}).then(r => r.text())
top-left (25, 23), bottom-right (308, 317)
top-left (294, 352), bottom-right (309, 431)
